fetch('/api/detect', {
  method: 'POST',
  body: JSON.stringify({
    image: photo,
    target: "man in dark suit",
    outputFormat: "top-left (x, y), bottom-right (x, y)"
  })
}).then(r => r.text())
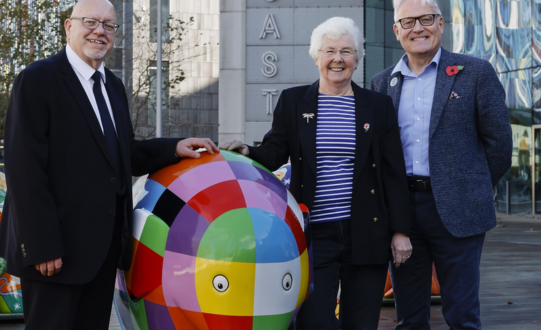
top-left (0, 0), bottom-right (218, 329)
top-left (370, 0), bottom-right (512, 329)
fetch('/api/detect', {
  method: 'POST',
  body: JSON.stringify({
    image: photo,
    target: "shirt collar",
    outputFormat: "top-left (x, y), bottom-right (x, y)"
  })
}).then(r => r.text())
top-left (392, 47), bottom-right (442, 77)
top-left (66, 44), bottom-right (106, 83)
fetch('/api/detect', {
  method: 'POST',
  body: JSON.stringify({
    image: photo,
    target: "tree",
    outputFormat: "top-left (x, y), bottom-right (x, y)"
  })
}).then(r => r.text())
top-left (1, 0), bottom-right (215, 141)
top-left (0, 0), bottom-right (72, 139)
top-left (111, 0), bottom-right (218, 140)
top-left (119, 11), bottom-right (198, 139)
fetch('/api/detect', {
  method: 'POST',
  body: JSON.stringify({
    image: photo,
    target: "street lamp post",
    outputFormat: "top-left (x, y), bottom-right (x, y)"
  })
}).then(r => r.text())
top-left (156, 0), bottom-right (162, 137)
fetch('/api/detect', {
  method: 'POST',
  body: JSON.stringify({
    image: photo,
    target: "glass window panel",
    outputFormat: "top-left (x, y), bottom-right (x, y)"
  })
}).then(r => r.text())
top-left (495, 0), bottom-right (531, 71)
top-left (385, 9), bottom-right (401, 48)
top-left (150, 0), bottom-right (170, 43)
top-left (533, 127), bottom-right (541, 213)
top-left (365, 7), bottom-right (385, 47)
top-left (496, 27), bottom-right (532, 71)
top-left (450, 0), bottom-right (465, 53)
top-left (499, 69), bottom-right (533, 112)
top-left (365, 0), bottom-right (385, 9)
top-left (533, 67), bottom-right (541, 123)
top-left (533, 1), bottom-right (541, 66)
top-left (462, 0), bottom-right (496, 64)
top-left (496, 0), bottom-right (530, 30)
top-left (497, 122), bottom-right (532, 214)
top-left (364, 45), bottom-right (385, 87)
top-left (385, 46), bottom-right (406, 69)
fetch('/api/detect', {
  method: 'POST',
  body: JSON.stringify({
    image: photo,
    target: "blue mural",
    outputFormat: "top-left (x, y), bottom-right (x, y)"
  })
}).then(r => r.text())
top-left (450, 0), bottom-right (541, 214)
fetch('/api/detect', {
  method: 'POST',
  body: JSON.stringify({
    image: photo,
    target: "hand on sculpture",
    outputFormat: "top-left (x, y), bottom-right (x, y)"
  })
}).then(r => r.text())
top-left (176, 138), bottom-right (219, 159)
top-left (219, 140), bottom-right (250, 156)
top-left (35, 258), bottom-right (63, 276)
top-left (391, 231), bottom-right (412, 268)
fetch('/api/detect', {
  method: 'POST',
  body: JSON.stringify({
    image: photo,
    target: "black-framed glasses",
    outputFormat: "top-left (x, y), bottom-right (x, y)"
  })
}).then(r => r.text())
top-left (70, 17), bottom-right (120, 34)
top-left (318, 48), bottom-right (357, 58)
top-left (396, 14), bottom-right (440, 29)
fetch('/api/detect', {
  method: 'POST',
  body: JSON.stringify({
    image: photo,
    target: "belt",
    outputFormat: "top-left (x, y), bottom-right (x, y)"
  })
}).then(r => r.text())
top-left (408, 176), bottom-right (431, 192)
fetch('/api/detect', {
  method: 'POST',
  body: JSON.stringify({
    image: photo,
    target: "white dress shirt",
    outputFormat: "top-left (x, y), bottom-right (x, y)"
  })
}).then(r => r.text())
top-left (66, 44), bottom-right (117, 133)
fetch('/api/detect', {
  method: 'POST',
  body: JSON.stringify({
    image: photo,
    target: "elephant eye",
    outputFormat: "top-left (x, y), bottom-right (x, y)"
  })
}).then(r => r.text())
top-left (282, 273), bottom-right (292, 291)
top-left (213, 275), bottom-right (229, 292)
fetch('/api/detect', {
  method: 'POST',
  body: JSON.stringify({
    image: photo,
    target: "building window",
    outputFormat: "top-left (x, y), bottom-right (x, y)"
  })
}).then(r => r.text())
top-left (148, 60), bottom-right (170, 125)
top-left (149, 0), bottom-right (170, 43)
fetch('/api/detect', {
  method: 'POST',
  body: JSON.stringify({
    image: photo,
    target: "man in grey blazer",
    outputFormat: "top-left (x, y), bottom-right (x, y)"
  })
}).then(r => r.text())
top-left (370, 0), bottom-right (512, 329)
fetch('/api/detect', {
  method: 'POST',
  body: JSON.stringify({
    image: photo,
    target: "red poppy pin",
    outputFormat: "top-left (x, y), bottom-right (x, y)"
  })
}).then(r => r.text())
top-left (446, 65), bottom-right (464, 76)
top-left (364, 123), bottom-right (370, 132)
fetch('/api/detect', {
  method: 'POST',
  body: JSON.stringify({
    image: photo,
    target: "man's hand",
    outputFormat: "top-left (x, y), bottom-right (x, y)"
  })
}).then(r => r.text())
top-left (35, 258), bottom-right (62, 276)
top-left (176, 138), bottom-right (219, 159)
top-left (391, 231), bottom-right (412, 268)
top-left (218, 140), bottom-right (249, 156)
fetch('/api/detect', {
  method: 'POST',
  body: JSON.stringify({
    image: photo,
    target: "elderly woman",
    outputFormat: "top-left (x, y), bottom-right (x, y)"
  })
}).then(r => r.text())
top-left (220, 17), bottom-right (411, 330)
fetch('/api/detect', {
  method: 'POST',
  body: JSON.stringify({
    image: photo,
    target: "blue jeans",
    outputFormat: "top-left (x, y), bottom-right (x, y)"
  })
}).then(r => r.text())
top-left (297, 220), bottom-right (388, 330)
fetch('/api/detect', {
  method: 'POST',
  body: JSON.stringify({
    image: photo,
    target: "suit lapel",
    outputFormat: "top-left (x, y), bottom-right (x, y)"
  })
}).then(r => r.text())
top-left (104, 71), bottom-right (130, 171)
top-left (352, 84), bottom-right (373, 183)
top-left (429, 48), bottom-right (456, 140)
top-left (298, 81), bottom-right (319, 176)
top-left (387, 70), bottom-right (404, 117)
top-left (58, 48), bottom-right (115, 169)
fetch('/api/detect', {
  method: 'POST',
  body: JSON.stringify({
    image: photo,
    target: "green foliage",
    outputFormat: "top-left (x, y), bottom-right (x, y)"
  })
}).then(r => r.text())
top-left (0, 0), bottom-right (73, 139)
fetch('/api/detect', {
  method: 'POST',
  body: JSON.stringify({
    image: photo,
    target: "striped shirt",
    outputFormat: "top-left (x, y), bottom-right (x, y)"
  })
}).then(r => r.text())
top-left (311, 94), bottom-right (356, 223)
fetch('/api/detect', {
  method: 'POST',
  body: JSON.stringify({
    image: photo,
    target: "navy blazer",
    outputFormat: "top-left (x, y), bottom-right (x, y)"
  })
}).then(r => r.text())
top-left (0, 48), bottom-right (181, 284)
top-left (248, 80), bottom-right (411, 265)
top-left (370, 47), bottom-right (512, 238)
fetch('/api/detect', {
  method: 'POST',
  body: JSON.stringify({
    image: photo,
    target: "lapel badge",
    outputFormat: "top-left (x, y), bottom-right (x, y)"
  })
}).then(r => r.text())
top-left (390, 77), bottom-right (398, 87)
top-left (364, 123), bottom-right (370, 132)
top-left (303, 113), bottom-right (315, 123)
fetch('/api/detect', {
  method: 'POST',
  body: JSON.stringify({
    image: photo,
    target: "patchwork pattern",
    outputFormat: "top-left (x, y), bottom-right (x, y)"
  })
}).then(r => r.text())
top-left (0, 176), bottom-right (24, 316)
top-left (114, 152), bottom-right (312, 330)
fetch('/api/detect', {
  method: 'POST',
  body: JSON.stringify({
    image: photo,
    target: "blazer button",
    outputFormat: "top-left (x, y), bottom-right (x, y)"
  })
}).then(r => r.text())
top-left (21, 244), bottom-right (25, 248)
top-left (370, 189), bottom-right (375, 194)
top-left (373, 163), bottom-right (376, 168)
top-left (299, 157), bottom-right (302, 161)
top-left (110, 210), bottom-right (116, 217)
top-left (111, 177), bottom-right (116, 184)
top-left (373, 217), bottom-right (378, 223)
top-left (301, 184), bottom-right (303, 188)
top-left (23, 253), bottom-right (27, 257)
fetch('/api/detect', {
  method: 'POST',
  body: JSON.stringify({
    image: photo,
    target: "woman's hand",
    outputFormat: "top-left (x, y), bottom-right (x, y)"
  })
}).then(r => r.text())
top-left (219, 140), bottom-right (250, 156)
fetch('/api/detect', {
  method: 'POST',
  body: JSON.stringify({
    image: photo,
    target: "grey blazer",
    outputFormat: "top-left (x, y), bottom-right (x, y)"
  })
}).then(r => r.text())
top-left (370, 47), bottom-right (512, 238)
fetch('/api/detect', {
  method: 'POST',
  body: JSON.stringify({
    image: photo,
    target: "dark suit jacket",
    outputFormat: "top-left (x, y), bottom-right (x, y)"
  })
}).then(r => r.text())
top-left (0, 48), bottom-right (182, 284)
top-left (248, 80), bottom-right (411, 265)
top-left (371, 47), bottom-right (512, 237)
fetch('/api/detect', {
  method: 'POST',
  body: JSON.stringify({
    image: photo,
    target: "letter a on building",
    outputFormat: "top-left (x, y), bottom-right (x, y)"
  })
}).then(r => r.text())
top-left (259, 14), bottom-right (281, 39)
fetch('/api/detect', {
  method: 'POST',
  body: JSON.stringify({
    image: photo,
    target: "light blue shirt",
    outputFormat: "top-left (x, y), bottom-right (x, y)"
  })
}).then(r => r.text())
top-left (392, 48), bottom-right (441, 177)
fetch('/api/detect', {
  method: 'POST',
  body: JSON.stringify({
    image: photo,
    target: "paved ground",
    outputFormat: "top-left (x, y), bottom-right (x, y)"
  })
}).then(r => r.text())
top-left (1, 213), bottom-right (540, 329)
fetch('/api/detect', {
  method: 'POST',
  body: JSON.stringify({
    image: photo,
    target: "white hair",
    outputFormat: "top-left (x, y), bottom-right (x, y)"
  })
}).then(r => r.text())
top-left (308, 17), bottom-right (364, 62)
top-left (393, 0), bottom-right (442, 22)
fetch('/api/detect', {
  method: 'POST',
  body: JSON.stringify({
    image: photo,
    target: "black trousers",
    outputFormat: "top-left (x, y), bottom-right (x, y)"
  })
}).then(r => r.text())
top-left (21, 195), bottom-right (124, 330)
top-left (297, 220), bottom-right (388, 330)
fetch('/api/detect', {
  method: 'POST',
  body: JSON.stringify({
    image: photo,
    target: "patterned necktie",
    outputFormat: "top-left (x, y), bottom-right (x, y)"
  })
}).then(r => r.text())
top-left (92, 71), bottom-right (124, 195)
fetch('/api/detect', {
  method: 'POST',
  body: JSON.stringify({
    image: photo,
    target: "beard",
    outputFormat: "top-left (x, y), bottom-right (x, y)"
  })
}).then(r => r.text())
top-left (83, 44), bottom-right (109, 61)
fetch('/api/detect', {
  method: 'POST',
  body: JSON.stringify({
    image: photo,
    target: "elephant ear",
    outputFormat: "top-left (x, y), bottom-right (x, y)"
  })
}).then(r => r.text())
top-left (126, 209), bottom-right (169, 302)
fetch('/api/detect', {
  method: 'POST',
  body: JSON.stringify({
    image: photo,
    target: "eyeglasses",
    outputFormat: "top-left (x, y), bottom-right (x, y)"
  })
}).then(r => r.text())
top-left (318, 48), bottom-right (357, 58)
top-left (70, 17), bottom-right (120, 34)
top-left (396, 14), bottom-right (440, 29)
